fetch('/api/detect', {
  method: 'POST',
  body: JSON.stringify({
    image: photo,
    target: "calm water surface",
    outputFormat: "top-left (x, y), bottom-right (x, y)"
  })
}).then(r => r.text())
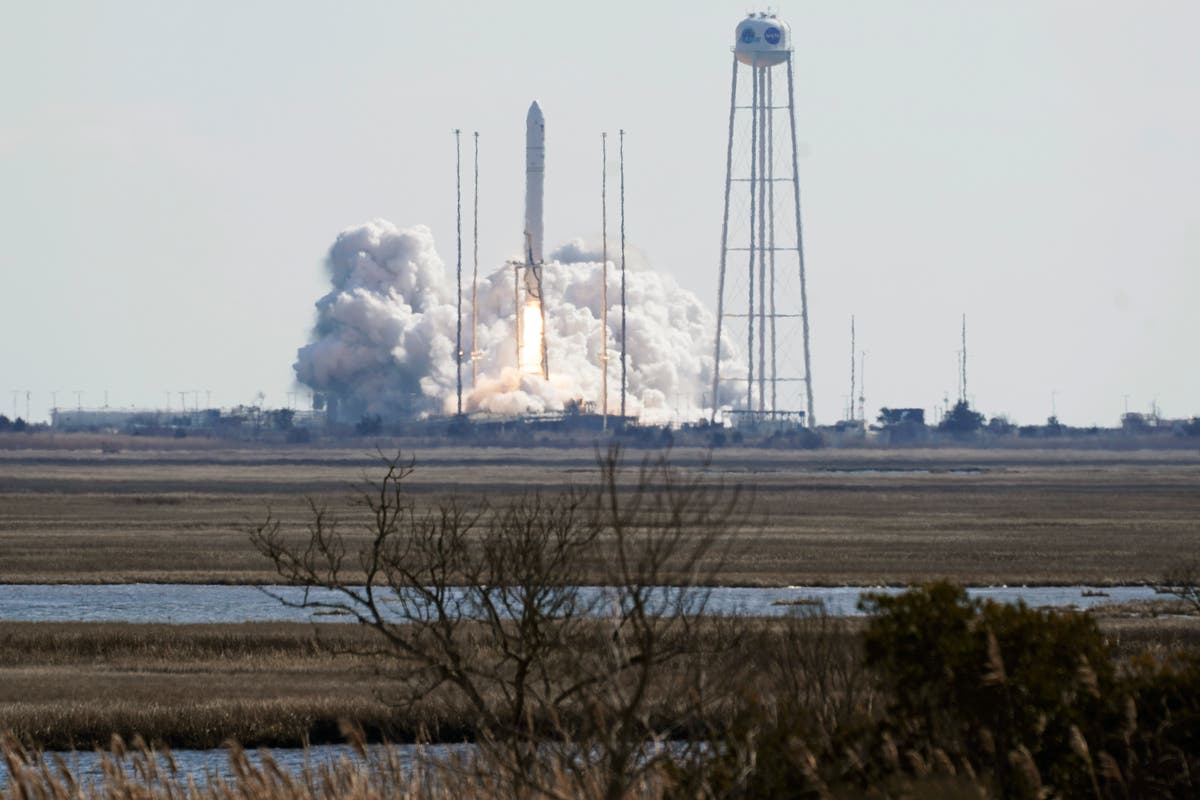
top-left (0, 583), bottom-right (1159, 623)
top-left (0, 744), bottom-right (470, 789)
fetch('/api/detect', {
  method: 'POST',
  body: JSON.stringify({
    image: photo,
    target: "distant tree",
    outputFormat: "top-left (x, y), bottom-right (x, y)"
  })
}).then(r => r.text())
top-left (938, 401), bottom-right (985, 434)
top-left (877, 407), bottom-right (925, 427)
top-left (12, 417), bottom-right (27, 433)
top-left (877, 408), bottom-right (928, 444)
top-left (0, 415), bottom-right (10, 432)
top-left (271, 408), bottom-right (295, 431)
top-left (986, 415), bottom-right (1015, 435)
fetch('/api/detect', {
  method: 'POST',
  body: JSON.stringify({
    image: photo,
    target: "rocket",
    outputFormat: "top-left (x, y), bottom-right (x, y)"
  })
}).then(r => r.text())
top-left (515, 100), bottom-right (550, 379)
top-left (523, 101), bottom-right (545, 301)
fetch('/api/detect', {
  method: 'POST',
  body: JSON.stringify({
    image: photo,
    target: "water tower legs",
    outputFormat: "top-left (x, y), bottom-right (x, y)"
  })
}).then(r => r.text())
top-left (711, 51), bottom-right (815, 427)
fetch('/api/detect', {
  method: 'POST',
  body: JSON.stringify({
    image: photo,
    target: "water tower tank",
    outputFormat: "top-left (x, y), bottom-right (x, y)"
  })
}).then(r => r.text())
top-left (734, 12), bottom-right (790, 67)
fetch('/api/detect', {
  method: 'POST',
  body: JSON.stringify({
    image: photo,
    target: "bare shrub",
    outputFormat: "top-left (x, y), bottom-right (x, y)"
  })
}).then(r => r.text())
top-left (249, 445), bottom-right (746, 799)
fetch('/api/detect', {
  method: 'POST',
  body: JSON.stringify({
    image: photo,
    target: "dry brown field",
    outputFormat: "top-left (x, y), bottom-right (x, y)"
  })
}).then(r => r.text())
top-left (0, 439), bottom-right (1198, 585)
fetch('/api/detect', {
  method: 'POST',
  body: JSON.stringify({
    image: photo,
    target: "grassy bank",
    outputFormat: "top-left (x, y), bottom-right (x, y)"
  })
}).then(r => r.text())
top-left (1, 612), bottom-right (1196, 752)
top-left (0, 618), bottom-right (751, 750)
top-left (0, 622), bottom-right (396, 750)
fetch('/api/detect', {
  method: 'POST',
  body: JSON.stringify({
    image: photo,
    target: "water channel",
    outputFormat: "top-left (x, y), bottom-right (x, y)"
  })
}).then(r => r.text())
top-left (0, 743), bottom-right (475, 790)
top-left (0, 583), bottom-right (1159, 623)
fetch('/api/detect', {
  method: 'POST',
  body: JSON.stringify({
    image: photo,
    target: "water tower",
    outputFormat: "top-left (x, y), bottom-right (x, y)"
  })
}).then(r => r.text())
top-left (711, 12), bottom-right (815, 426)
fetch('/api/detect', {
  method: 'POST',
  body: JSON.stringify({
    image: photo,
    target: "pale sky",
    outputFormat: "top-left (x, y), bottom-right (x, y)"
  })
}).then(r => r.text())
top-left (2, 1), bottom-right (1198, 426)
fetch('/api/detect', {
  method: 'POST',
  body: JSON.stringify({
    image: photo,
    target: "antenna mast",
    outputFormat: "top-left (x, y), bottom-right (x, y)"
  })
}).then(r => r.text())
top-left (961, 313), bottom-right (967, 405)
top-left (601, 132), bottom-right (609, 429)
top-left (471, 132), bottom-right (480, 387)
top-left (454, 129), bottom-right (463, 416)
top-left (619, 129), bottom-right (627, 419)
top-left (849, 315), bottom-right (856, 422)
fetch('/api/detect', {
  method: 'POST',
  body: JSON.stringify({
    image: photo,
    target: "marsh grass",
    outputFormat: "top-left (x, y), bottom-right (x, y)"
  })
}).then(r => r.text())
top-left (3, 614), bottom-right (1189, 750)
top-left (2, 446), bottom-right (1198, 586)
top-left (0, 622), bottom-right (405, 749)
top-left (1, 609), bottom-right (1198, 796)
top-left (1089, 597), bottom-right (1200, 619)
top-left (0, 619), bottom-right (800, 750)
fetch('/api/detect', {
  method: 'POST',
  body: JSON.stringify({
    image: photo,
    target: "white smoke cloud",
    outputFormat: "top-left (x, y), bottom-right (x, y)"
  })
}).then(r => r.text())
top-left (295, 219), bottom-right (742, 423)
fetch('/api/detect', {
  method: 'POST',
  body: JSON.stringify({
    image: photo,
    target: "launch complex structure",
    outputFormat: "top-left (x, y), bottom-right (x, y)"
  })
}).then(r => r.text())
top-left (712, 12), bottom-right (816, 427)
top-left (452, 100), bottom-right (630, 428)
top-left (449, 11), bottom-right (814, 428)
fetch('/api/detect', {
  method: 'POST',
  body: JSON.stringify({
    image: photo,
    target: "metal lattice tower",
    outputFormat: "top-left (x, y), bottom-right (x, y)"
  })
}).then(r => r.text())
top-left (711, 12), bottom-right (815, 427)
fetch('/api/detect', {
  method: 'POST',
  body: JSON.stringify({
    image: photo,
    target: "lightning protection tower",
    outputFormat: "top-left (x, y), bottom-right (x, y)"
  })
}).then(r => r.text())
top-left (711, 12), bottom-right (815, 427)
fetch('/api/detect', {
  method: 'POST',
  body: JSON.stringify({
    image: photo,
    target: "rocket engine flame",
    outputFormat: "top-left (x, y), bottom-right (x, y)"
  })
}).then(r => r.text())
top-left (520, 299), bottom-right (544, 375)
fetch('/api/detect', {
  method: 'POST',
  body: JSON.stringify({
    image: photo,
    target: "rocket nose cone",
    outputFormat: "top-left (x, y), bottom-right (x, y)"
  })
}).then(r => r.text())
top-left (527, 101), bottom-right (543, 122)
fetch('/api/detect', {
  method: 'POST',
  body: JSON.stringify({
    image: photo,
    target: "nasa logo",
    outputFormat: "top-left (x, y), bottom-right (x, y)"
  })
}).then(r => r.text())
top-left (739, 27), bottom-right (756, 44)
top-left (764, 27), bottom-right (781, 45)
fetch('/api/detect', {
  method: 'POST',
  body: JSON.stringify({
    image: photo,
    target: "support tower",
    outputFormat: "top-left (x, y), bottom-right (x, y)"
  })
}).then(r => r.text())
top-left (711, 12), bottom-right (815, 426)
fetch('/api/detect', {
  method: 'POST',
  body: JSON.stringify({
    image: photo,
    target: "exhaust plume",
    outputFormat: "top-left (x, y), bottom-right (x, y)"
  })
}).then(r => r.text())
top-left (295, 220), bottom-right (742, 424)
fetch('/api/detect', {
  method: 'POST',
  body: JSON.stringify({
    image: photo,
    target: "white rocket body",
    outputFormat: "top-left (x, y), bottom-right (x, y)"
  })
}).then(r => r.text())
top-left (517, 100), bottom-right (549, 378)
top-left (524, 101), bottom-right (545, 292)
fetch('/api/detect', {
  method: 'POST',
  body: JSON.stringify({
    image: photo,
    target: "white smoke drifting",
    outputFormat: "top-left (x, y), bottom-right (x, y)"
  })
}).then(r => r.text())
top-left (295, 220), bottom-right (741, 424)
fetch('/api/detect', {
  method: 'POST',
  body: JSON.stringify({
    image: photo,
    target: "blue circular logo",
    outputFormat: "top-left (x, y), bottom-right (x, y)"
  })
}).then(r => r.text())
top-left (739, 27), bottom-right (756, 44)
top-left (764, 27), bottom-right (781, 45)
